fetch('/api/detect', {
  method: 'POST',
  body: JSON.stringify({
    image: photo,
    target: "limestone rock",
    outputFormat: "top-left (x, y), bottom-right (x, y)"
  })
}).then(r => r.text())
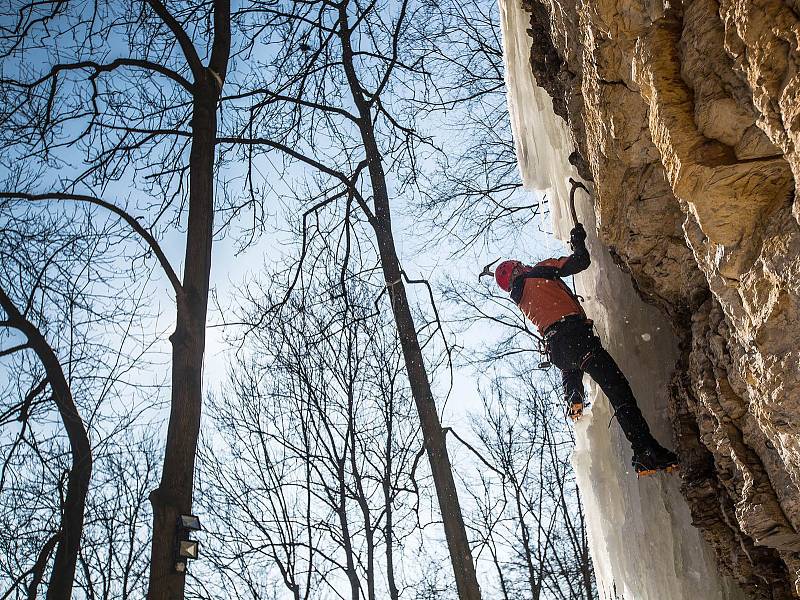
top-left (517, 0), bottom-right (800, 596)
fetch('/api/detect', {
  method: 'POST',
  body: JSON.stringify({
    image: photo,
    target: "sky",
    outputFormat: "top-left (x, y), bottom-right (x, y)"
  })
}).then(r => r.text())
top-left (0, 3), bottom-right (597, 597)
top-left (0, 0), bottom-right (581, 474)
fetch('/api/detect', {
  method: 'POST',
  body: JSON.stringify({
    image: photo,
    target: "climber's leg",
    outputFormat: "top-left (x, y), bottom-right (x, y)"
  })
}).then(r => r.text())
top-left (549, 321), bottom-right (678, 474)
top-left (580, 339), bottom-right (679, 474)
top-left (562, 368), bottom-right (586, 421)
top-left (578, 339), bottom-right (656, 452)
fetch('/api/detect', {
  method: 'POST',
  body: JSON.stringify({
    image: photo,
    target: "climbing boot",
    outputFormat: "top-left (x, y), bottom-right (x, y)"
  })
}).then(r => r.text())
top-left (566, 400), bottom-right (586, 422)
top-left (631, 445), bottom-right (679, 477)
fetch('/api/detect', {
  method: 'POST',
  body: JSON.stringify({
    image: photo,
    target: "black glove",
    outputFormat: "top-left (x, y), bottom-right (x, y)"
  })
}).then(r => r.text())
top-left (570, 223), bottom-right (587, 246)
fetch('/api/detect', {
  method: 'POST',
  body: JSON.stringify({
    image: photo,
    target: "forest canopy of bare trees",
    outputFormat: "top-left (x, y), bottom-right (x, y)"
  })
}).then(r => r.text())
top-left (0, 0), bottom-right (596, 599)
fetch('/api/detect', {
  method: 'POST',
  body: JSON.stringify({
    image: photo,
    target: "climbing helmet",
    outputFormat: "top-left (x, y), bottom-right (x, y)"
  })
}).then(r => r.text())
top-left (495, 260), bottom-right (522, 292)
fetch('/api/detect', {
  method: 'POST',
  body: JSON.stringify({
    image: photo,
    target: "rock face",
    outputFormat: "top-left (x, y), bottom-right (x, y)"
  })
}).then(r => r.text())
top-left (517, 0), bottom-right (800, 596)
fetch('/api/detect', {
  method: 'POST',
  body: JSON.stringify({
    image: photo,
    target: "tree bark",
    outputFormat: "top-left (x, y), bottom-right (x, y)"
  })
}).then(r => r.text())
top-left (0, 287), bottom-right (92, 600)
top-left (334, 2), bottom-right (481, 594)
top-left (377, 262), bottom-right (482, 600)
top-left (383, 396), bottom-right (400, 600)
top-left (336, 457), bottom-right (362, 600)
top-left (27, 535), bottom-right (59, 600)
top-left (145, 1), bottom-right (229, 595)
top-left (146, 83), bottom-right (216, 599)
top-left (340, 68), bottom-right (482, 600)
top-left (513, 484), bottom-right (541, 600)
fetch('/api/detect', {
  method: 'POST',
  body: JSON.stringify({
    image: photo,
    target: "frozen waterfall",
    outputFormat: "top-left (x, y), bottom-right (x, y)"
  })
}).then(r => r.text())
top-left (497, 1), bottom-right (745, 598)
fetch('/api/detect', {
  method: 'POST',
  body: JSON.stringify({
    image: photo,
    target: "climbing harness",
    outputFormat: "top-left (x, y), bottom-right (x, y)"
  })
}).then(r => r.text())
top-left (537, 336), bottom-right (552, 370)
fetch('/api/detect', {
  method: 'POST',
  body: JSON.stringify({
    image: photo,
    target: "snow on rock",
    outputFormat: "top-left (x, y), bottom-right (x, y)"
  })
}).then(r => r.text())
top-left (497, 0), bottom-right (745, 598)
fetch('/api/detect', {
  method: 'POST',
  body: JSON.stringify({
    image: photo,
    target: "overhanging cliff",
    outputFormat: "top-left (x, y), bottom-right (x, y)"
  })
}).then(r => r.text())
top-left (501, 0), bottom-right (800, 597)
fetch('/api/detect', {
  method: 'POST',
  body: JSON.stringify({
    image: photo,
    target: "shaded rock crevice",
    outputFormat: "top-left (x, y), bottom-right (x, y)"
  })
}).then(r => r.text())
top-left (671, 326), bottom-right (793, 600)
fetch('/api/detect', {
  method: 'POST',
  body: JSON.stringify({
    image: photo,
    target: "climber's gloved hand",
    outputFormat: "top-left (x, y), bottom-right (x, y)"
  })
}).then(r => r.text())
top-left (570, 223), bottom-right (587, 247)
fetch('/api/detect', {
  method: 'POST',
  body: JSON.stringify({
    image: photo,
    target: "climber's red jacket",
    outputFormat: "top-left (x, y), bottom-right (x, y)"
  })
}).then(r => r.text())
top-left (510, 242), bottom-right (590, 333)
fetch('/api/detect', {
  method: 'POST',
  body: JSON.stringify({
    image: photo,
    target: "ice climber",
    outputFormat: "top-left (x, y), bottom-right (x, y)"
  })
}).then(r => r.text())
top-left (493, 223), bottom-right (679, 477)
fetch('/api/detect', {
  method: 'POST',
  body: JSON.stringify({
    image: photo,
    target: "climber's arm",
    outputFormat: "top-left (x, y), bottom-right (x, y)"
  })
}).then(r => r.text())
top-left (560, 224), bottom-right (591, 275)
top-left (537, 224), bottom-right (591, 276)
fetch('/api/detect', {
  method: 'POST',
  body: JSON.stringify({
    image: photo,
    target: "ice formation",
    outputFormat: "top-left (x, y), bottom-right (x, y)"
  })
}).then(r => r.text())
top-left (497, 0), bottom-right (745, 598)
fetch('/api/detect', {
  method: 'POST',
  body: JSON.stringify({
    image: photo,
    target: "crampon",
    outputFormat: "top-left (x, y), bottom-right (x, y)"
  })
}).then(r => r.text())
top-left (632, 446), bottom-right (679, 478)
top-left (566, 401), bottom-right (588, 422)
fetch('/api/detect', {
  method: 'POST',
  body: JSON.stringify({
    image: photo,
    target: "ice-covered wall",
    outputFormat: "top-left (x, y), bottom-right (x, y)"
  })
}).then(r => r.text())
top-left (499, 1), bottom-right (745, 597)
top-left (499, 0), bottom-right (573, 232)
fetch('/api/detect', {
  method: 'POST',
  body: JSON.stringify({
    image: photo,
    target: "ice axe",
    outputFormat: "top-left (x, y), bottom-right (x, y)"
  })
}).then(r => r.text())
top-left (478, 257), bottom-right (501, 282)
top-left (568, 177), bottom-right (590, 227)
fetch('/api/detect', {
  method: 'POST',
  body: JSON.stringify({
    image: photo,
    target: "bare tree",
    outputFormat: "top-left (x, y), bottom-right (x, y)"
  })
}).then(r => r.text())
top-left (72, 432), bottom-right (160, 600)
top-left (416, 0), bottom-right (545, 251)
top-left (196, 264), bottom-right (426, 599)
top-left (0, 0), bottom-right (592, 598)
top-left (0, 284), bottom-right (91, 600)
top-left (0, 204), bottom-right (136, 599)
top-left (212, 0), bottom-right (484, 593)
top-left (0, 2), bottom-right (237, 596)
top-left (462, 369), bottom-right (597, 600)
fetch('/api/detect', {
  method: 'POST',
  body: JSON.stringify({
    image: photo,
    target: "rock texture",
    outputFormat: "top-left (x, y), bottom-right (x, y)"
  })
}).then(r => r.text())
top-left (518, 0), bottom-right (800, 596)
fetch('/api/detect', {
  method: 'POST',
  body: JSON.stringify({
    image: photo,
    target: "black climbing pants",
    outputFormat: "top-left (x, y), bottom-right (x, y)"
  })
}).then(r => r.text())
top-left (545, 317), bottom-right (656, 452)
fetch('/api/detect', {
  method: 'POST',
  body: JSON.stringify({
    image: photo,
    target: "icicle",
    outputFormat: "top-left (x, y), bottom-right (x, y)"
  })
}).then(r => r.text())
top-left (497, 0), bottom-right (575, 237)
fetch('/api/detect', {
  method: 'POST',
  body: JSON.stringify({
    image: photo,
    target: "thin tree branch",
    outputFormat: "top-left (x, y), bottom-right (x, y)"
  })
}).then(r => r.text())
top-left (144, 0), bottom-right (204, 81)
top-left (443, 427), bottom-right (505, 478)
top-left (0, 192), bottom-right (184, 297)
top-left (1, 58), bottom-right (193, 92)
top-left (0, 342), bottom-right (30, 358)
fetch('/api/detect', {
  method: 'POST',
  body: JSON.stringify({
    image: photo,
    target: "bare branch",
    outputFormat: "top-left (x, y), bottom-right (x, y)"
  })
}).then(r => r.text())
top-left (144, 0), bottom-right (204, 80)
top-left (0, 342), bottom-right (29, 358)
top-left (0, 192), bottom-right (184, 297)
top-left (1, 58), bottom-right (193, 93)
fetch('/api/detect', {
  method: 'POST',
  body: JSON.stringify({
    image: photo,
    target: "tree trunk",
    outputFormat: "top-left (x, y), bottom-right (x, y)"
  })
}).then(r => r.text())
top-left (146, 2), bottom-right (229, 597)
top-left (337, 459), bottom-right (362, 600)
top-left (147, 80), bottom-right (217, 600)
top-left (383, 397), bottom-right (400, 600)
top-left (45, 369), bottom-right (92, 600)
top-left (335, 4), bottom-right (481, 595)
top-left (337, 3), bottom-right (481, 595)
top-left (513, 484), bottom-right (540, 600)
top-left (374, 230), bottom-right (482, 600)
top-left (581, 534), bottom-right (594, 600)
top-left (0, 288), bottom-right (92, 600)
top-left (366, 158), bottom-right (481, 599)
top-left (28, 535), bottom-right (59, 600)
